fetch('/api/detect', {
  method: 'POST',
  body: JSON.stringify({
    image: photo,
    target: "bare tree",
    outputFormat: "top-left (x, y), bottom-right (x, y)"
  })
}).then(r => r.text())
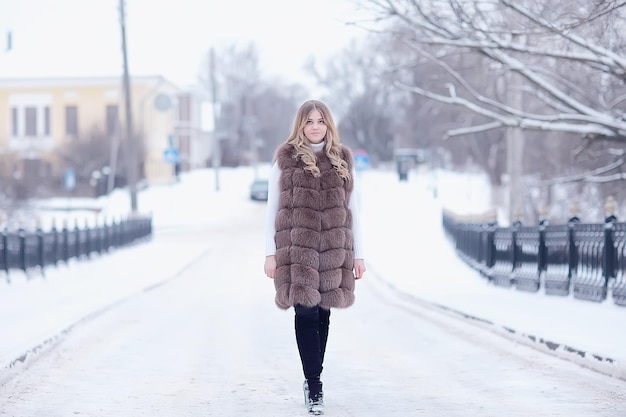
top-left (250, 83), bottom-right (308, 162)
top-left (199, 42), bottom-right (307, 166)
top-left (198, 43), bottom-right (261, 166)
top-left (353, 0), bottom-right (626, 221)
top-left (56, 127), bottom-right (135, 196)
top-left (356, 0), bottom-right (626, 140)
top-left (306, 37), bottom-right (397, 163)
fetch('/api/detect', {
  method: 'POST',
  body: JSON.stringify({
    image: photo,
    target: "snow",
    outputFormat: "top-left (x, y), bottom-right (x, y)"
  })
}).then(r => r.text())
top-left (0, 164), bottom-right (624, 413)
top-left (361, 169), bottom-right (626, 379)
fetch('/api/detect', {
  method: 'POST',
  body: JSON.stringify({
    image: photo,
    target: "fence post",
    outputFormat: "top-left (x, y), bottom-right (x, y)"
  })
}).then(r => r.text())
top-left (538, 218), bottom-right (547, 274)
top-left (84, 219), bottom-right (91, 259)
top-left (511, 220), bottom-right (521, 285)
top-left (62, 220), bottom-right (70, 263)
top-left (604, 196), bottom-right (617, 285)
top-left (564, 221), bottom-right (574, 291)
top-left (1, 230), bottom-right (7, 276)
top-left (37, 224), bottom-right (45, 274)
top-left (51, 220), bottom-right (60, 266)
top-left (74, 219), bottom-right (80, 260)
top-left (485, 222), bottom-right (496, 270)
top-left (18, 228), bottom-right (25, 273)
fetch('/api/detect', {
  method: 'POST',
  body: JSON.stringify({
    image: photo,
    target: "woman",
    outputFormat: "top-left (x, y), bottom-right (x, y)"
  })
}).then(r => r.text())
top-left (264, 99), bottom-right (366, 415)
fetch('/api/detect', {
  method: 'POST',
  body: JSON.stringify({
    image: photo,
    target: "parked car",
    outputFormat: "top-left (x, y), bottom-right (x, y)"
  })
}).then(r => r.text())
top-left (249, 179), bottom-right (269, 201)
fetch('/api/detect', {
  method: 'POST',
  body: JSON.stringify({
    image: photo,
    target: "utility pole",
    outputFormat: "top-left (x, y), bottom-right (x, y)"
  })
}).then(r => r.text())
top-left (506, 35), bottom-right (525, 225)
top-left (506, 109), bottom-right (524, 224)
top-left (5, 31), bottom-right (12, 51)
top-left (210, 47), bottom-right (221, 191)
top-left (119, 0), bottom-right (139, 212)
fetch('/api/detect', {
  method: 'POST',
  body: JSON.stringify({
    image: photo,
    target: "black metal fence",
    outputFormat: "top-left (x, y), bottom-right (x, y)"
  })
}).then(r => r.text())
top-left (0, 216), bottom-right (152, 281)
top-left (442, 211), bottom-right (626, 307)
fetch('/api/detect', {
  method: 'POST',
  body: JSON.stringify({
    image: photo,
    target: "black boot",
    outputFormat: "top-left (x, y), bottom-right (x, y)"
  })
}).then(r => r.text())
top-left (304, 379), bottom-right (324, 415)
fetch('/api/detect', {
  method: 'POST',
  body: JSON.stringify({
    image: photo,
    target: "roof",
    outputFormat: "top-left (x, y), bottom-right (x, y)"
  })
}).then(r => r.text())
top-left (0, 75), bottom-right (181, 90)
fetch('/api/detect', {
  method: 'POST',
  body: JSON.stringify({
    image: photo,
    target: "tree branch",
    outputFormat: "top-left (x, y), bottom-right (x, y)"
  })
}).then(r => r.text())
top-left (410, 36), bottom-right (624, 78)
top-left (394, 80), bottom-right (618, 138)
top-left (500, 0), bottom-right (626, 76)
top-left (543, 158), bottom-right (625, 185)
top-left (443, 121), bottom-right (504, 139)
top-left (397, 44), bottom-right (625, 128)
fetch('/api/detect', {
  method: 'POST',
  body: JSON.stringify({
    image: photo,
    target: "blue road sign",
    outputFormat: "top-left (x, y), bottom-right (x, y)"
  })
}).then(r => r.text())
top-left (353, 149), bottom-right (369, 172)
top-left (164, 147), bottom-right (179, 164)
top-left (64, 168), bottom-right (76, 191)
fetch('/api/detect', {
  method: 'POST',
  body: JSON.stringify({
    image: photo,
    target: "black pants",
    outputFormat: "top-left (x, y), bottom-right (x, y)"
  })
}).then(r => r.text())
top-left (294, 304), bottom-right (330, 395)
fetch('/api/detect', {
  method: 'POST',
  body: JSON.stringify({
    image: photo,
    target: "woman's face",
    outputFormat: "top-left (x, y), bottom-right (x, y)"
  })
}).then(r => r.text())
top-left (303, 109), bottom-right (327, 144)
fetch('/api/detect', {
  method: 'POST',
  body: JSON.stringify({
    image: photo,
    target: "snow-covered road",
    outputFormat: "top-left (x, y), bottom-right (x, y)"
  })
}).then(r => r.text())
top-left (1, 196), bottom-right (624, 417)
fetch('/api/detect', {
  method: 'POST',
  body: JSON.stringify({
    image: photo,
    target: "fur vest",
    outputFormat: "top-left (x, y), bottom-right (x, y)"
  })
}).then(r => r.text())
top-left (273, 143), bottom-right (356, 310)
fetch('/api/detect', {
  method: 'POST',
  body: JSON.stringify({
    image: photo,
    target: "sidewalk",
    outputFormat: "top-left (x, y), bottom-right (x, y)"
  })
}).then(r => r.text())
top-left (0, 233), bottom-right (209, 385)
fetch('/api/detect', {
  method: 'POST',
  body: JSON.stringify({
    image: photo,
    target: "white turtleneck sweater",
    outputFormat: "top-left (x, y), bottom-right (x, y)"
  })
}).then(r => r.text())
top-left (264, 141), bottom-right (364, 259)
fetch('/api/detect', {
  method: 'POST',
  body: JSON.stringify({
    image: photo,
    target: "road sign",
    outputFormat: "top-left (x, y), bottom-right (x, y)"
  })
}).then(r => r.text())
top-left (64, 168), bottom-right (76, 191)
top-left (353, 149), bottom-right (369, 172)
top-left (163, 147), bottom-right (179, 164)
top-left (154, 94), bottom-right (172, 111)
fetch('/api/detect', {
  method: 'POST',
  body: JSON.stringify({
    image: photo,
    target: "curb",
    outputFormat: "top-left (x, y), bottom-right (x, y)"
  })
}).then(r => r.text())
top-left (369, 268), bottom-right (626, 383)
top-left (0, 247), bottom-right (212, 388)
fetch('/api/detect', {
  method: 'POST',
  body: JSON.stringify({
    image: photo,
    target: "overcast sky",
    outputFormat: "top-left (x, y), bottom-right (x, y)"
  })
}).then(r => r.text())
top-left (0, 0), bottom-right (367, 89)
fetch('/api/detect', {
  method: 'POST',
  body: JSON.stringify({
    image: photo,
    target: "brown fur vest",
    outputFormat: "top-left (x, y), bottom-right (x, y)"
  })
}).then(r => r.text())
top-left (273, 143), bottom-right (356, 310)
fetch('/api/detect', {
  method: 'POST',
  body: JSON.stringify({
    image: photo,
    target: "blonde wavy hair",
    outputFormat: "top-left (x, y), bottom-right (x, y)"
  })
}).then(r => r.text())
top-left (285, 100), bottom-right (351, 180)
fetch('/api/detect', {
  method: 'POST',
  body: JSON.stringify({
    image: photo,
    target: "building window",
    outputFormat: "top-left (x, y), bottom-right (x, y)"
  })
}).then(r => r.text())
top-left (11, 107), bottom-right (18, 136)
top-left (106, 105), bottom-right (118, 136)
top-left (65, 105), bottom-right (78, 137)
top-left (25, 106), bottom-right (37, 136)
top-left (44, 106), bottom-right (51, 135)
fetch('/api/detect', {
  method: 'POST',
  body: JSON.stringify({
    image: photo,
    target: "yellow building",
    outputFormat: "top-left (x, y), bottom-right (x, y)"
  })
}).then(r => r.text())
top-left (0, 75), bottom-right (209, 196)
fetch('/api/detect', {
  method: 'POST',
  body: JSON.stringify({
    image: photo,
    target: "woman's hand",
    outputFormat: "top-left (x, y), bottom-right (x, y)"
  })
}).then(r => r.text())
top-left (264, 255), bottom-right (276, 278)
top-left (354, 259), bottom-right (366, 280)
